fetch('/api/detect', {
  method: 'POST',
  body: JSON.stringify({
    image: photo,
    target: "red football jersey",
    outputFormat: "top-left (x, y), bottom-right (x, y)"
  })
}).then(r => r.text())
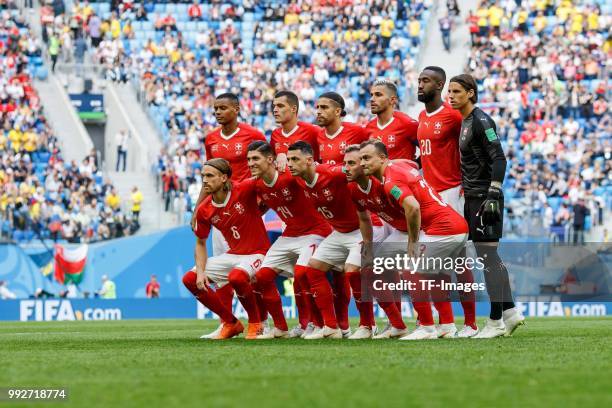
top-left (348, 178), bottom-right (407, 232)
top-left (382, 160), bottom-right (468, 236)
top-left (204, 123), bottom-right (266, 182)
top-left (194, 179), bottom-right (271, 255)
top-left (417, 102), bottom-right (463, 192)
top-left (318, 122), bottom-right (368, 165)
top-left (365, 111), bottom-right (419, 160)
top-left (295, 165), bottom-right (360, 233)
top-left (255, 170), bottom-right (332, 238)
top-left (270, 121), bottom-right (322, 161)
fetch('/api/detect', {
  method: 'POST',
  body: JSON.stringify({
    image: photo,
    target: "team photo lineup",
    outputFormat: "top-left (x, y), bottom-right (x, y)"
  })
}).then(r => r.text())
top-left (185, 68), bottom-right (525, 341)
top-left (1, 0), bottom-right (610, 406)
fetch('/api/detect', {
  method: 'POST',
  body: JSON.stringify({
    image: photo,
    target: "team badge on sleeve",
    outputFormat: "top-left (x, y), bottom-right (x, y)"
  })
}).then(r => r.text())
top-left (390, 185), bottom-right (402, 200)
top-left (485, 128), bottom-right (498, 142)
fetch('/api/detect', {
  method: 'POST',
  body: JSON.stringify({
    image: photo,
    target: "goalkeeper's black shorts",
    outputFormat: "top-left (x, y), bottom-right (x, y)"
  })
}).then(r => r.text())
top-left (464, 195), bottom-right (504, 242)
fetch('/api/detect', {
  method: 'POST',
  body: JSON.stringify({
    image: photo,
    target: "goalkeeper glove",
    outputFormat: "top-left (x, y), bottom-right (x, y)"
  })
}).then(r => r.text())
top-left (477, 186), bottom-right (502, 226)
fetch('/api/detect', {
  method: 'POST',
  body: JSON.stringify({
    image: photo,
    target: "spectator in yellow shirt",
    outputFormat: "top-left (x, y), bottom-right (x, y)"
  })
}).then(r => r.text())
top-left (476, 7), bottom-right (489, 37)
top-left (587, 10), bottom-right (599, 31)
top-left (106, 188), bottom-right (121, 212)
top-left (534, 11), bottom-right (548, 34)
top-left (110, 14), bottom-right (121, 39)
top-left (408, 16), bottom-right (420, 46)
top-left (488, 5), bottom-right (503, 36)
top-left (380, 15), bottom-right (394, 48)
top-left (8, 127), bottom-right (22, 152)
top-left (23, 131), bottom-right (37, 152)
top-left (130, 186), bottom-right (143, 223)
top-left (570, 13), bottom-right (584, 34)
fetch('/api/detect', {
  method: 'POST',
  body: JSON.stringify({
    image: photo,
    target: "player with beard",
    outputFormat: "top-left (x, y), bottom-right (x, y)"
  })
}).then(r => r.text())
top-left (246, 141), bottom-right (331, 339)
top-left (182, 158), bottom-right (269, 340)
top-left (359, 140), bottom-right (469, 341)
top-left (343, 145), bottom-right (410, 339)
top-left (315, 92), bottom-right (382, 334)
top-left (287, 141), bottom-right (376, 340)
top-left (417, 66), bottom-right (478, 337)
top-left (365, 80), bottom-right (419, 160)
top-left (448, 74), bottom-right (525, 338)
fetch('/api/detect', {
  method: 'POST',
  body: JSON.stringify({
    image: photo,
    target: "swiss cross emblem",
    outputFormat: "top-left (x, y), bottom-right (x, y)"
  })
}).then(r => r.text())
top-left (211, 144), bottom-right (219, 152)
top-left (234, 202), bottom-right (245, 214)
top-left (339, 141), bottom-right (347, 150)
top-left (275, 143), bottom-right (281, 150)
top-left (211, 215), bottom-right (221, 224)
top-left (304, 191), bottom-right (310, 198)
top-left (282, 188), bottom-right (290, 196)
top-left (262, 193), bottom-right (269, 200)
top-left (323, 188), bottom-right (331, 197)
top-left (375, 197), bottom-right (382, 205)
top-left (358, 199), bottom-right (366, 206)
top-left (388, 135), bottom-right (395, 143)
top-left (235, 143), bottom-right (243, 150)
top-left (434, 122), bottom-right (442, 130)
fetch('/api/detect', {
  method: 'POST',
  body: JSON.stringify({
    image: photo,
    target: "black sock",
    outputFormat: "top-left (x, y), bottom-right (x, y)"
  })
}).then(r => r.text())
top-left (475, 244), bottom-right (514, 320)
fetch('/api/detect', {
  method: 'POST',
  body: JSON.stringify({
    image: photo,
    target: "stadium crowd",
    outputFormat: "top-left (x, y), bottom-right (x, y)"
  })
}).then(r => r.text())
top-left (464, 0), bottom-right (610, 239)
top-left (38, 0), bottom-right (431, 216)
top-left (0, 7), bottom-right (139, 244)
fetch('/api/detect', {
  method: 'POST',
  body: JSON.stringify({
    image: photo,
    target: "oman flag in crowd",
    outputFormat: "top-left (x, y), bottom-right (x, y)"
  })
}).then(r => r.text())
top-left (54, 244), bottom-right (88, 285)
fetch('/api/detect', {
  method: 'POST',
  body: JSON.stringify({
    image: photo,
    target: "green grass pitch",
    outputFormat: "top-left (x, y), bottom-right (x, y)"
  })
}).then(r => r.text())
top-left (1, 318), bottom-right (610, 407)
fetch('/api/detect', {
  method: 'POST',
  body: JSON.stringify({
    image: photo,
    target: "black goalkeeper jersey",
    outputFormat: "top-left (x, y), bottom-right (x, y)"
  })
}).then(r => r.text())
top-left (458, 107), bottom-right (507, 197)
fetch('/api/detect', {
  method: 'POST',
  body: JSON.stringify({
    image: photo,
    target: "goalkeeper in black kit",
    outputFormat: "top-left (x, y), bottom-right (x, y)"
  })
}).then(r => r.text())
top-left (448, 74), bottom-right (525, 339)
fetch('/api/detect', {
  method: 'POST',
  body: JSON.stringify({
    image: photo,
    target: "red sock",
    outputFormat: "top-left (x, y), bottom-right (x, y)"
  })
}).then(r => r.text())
top-left (294, 266), bottom-right (310, 329)
top-left (332, 272), bottom-right (350, 330)
top-left (295, 265), bottom-right (323, 327)
top-left (412, 302), bottom-right (434, 326)
top-left (347, 271), bottom-right (374, 328)
top-left (408, 272), bottom-right (434, 326)
top-left (456, 268), bottom-right (477, 329)
top-left (182, 271), bottom-right (236, 323)
top-left (216, 284), bottom-right (234, 322)
top-left (227, 268), bottom-right (260, 324)
top-left (305, 266), bottom-right (337, 328)
top-left (255, 267), bottom-right (288, 331)
top-left (431, 274), bottom-right (454, 325)
top-left (378, 301), bottom-right (406, 329)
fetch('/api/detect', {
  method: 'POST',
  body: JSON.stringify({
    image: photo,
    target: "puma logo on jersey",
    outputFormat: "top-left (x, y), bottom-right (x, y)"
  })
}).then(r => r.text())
top-left (476, 227), bottom-right (485, 234)
top-left (211, 215), bottom-right (220, 224)
top-left (222, 211), bottom-right (231, 217)
top-left (221, 143), bottom-right (230, 150)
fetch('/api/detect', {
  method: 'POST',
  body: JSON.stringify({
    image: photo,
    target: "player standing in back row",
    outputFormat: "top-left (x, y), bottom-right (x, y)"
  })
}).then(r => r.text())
top-left (314, 92), bottom-right (373, 335)
top-left (417, 66), bottom-right (478, 337)
top-left (365, 80), bottom-right (419, 161)
top-left (448, 73), bottom-right (525, 339)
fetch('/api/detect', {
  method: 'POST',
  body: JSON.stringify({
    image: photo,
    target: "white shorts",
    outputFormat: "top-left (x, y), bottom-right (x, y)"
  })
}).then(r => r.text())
top-left (373, 223), bottom-right (392, 243)
top-left (374, 229), bottom-right (468, 274)
top-left (439, 185), bottom-right (465, 216)
top-left (261, 234), bottom-right (326, 276)
top-left (192, 253), bottom-right (265, 287)
top-left (212, 227), bottom-right (229, 256)
top-left (312, 229), bottom-right (362, 268)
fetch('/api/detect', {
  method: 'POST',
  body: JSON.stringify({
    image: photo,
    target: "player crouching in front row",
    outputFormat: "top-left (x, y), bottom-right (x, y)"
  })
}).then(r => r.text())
top-left (182, 158), bottom-right (269, 339)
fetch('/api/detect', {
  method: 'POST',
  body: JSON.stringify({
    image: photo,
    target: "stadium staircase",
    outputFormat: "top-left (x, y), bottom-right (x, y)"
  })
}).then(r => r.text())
top-left (406, 0), bottom-right (479, 116)
top-left (24, 2), bottom-right (176, 234)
